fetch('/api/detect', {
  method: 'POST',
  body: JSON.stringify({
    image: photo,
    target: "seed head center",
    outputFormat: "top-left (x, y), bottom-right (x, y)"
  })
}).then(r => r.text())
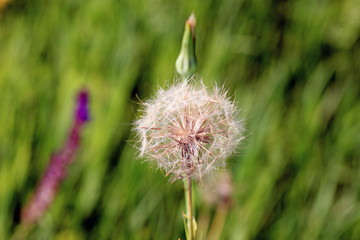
top-left (168, 116), bottom-right (213, 163)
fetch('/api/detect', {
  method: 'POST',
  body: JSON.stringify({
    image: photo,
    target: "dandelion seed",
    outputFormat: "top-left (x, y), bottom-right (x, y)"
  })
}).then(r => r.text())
top-left (202, 171), bottom-right (234, 206)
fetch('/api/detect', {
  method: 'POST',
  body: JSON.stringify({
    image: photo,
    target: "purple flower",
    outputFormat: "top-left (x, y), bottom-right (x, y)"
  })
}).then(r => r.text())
top-left (76, 90), bottom-right (90, 123)
top-left (21, 89), bottom-right (90, 224)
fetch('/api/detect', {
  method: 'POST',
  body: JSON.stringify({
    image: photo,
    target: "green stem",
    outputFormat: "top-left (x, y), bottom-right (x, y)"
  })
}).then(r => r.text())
top-left (184, 177), bottom-right (195, 240)
top-left (206, 202), bottom-right (228, 240)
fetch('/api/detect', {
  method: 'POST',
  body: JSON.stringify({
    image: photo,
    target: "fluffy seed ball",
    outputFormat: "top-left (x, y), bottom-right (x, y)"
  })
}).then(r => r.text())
top-left (134, 80), bottom-right (244, 182)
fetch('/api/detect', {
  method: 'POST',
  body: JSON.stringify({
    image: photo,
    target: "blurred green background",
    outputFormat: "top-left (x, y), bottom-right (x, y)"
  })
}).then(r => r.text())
top-left (1, 0), bottom-right (360, 239)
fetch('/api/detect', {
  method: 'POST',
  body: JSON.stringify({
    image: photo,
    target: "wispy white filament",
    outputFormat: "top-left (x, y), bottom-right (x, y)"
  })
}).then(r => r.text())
top-left (134, 80), bottom-right (244, 182)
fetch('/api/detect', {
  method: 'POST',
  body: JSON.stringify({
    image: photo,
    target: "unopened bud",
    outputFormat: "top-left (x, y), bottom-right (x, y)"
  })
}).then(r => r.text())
top-left (176, 13), bottom-right (197, 79)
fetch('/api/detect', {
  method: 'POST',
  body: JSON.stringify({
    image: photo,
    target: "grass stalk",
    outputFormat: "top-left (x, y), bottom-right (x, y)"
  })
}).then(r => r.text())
top-left (206, 202), bottom-right (228, 240)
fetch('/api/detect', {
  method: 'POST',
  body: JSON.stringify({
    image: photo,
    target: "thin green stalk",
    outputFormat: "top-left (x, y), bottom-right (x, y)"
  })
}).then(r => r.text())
top-left (197, 205), bottom-right (211, 240)
top-left (206, 202), bottom-right (228, 240)
top-left (184, 177), bottom-right (195, 240)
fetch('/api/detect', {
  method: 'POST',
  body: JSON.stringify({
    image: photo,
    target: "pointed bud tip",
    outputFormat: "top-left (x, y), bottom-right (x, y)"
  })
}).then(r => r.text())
top-left (187, 13), bottom-right (196, 27)
top-left (176, 12), bottom-right (198, 79)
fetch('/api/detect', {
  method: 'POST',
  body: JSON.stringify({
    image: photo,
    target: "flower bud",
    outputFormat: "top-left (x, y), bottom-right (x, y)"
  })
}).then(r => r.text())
top-left (176, 13), bottom-right (197, 79)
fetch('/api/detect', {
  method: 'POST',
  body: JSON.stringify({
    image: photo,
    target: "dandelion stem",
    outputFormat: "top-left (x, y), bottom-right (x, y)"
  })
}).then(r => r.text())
top-left (184, 177), bottom-right (195, 240)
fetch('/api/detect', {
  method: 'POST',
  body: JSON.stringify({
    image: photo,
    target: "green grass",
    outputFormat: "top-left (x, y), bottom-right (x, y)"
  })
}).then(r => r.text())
top-left (1, 0), bottom-right (360, 239)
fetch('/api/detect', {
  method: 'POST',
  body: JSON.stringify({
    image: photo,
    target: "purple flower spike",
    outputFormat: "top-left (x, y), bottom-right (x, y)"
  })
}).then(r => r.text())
top-left (76, 89), bottom-right (90, 123)
top-left (21, 89), bottom-right (90, 224)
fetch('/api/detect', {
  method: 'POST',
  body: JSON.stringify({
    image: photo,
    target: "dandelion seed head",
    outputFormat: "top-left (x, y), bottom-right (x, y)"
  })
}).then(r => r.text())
top-left (201, 170), bottom-right (234, 206)
top-left (134, 80), bottom-right (244, 182)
